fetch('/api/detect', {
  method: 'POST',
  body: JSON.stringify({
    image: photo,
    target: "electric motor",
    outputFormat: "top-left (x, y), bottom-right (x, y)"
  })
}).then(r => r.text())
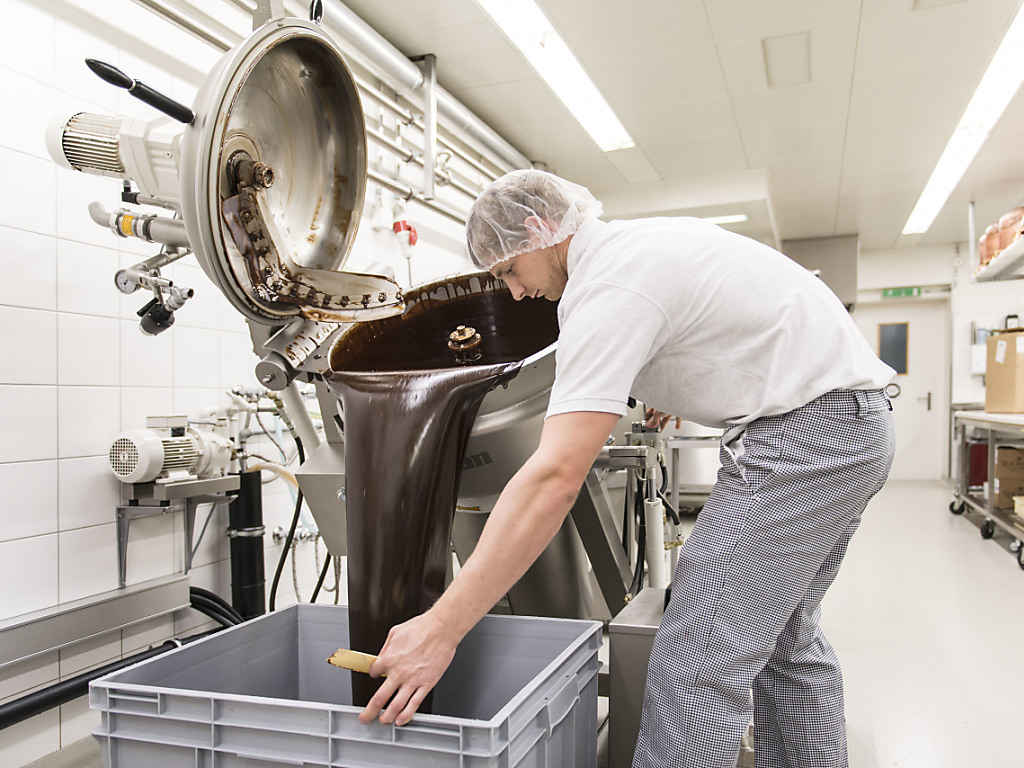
top-left (109, 421), bottom-right (232, 484)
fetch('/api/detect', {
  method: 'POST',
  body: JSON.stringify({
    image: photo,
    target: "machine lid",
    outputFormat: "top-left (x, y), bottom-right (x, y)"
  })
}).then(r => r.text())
top-left (179, 17), bottom-right (404, 325)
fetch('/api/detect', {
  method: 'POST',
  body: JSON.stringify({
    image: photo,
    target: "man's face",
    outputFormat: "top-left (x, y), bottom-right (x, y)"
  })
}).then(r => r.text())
top-left (489, 247), bottom-right (567, 302)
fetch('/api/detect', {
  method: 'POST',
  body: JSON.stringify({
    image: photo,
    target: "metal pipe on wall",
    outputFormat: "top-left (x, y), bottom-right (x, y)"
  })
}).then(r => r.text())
top-left (130, 0), bottom-right (530, 172)
top-left (356, 77), bottom-right (500, 182)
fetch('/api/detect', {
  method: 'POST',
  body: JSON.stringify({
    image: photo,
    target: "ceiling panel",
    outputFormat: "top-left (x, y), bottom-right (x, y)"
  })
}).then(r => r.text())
top-left (336, 0), bottom-right (1024, 254)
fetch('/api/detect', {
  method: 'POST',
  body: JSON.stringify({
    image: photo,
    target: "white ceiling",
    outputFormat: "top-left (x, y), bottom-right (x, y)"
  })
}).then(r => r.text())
top-left (337, 0), bottom-right (1024, 252)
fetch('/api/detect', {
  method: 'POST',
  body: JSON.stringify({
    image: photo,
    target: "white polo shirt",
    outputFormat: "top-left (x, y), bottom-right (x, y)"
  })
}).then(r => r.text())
top-left (546, 217), bottom-right (895, 429)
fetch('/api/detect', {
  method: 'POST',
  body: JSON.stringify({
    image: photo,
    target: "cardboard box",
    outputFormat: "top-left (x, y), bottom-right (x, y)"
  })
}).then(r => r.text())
top-left (992, 446), bottom-right (1024, 507)
top-left (986, 330), bottom-right (1024, 412)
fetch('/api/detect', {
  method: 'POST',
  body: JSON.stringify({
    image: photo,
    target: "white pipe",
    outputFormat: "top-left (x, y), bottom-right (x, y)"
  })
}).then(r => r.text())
top-left (317, 2), bottom-right (529, 169)
top-left (644, 498), bottom-right (668, 589)
top-left (279, 382), bottom-right (320, 452)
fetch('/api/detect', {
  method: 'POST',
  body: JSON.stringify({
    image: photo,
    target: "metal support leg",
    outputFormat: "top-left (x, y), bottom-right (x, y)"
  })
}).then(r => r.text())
top-left (571, 471), bottom-right (633, 614)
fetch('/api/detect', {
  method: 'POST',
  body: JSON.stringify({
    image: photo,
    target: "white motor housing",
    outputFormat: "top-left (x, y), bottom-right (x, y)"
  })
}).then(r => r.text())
top-left (109, 417), bottom-right (233, 484)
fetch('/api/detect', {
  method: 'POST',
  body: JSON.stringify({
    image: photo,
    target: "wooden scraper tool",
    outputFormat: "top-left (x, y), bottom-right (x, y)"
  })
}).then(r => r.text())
top-left (327, 648), bottom-right (383, 676)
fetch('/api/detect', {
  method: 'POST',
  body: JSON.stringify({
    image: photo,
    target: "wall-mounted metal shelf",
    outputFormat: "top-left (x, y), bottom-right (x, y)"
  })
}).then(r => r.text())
top-left (975, 236), bottom-right (1024, 282)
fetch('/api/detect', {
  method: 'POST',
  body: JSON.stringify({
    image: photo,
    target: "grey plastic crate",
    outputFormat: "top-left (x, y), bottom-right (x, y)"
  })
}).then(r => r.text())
top-left (90, 604), bottom-right (601, 767)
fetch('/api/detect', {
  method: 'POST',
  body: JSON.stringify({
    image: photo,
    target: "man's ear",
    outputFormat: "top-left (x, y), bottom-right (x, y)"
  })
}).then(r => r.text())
top-left (523, 215), bottom-right (557, 248)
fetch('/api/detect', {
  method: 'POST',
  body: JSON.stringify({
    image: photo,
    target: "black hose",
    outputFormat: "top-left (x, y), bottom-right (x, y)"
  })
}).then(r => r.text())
top-left (310, 554), bottom-right (332, 603)
top-left (627, 477), bottom-right (646, 598)
top-left (658, 488), bottom-right (681, 526)
top-left (190, 586), bottom-right (244, 624)
top-left (0, 629), bottom-right (217, 731)
top-left (190, 593), bottom-right (240, 628)
top-left (269, 438), bottom-right (305, 611)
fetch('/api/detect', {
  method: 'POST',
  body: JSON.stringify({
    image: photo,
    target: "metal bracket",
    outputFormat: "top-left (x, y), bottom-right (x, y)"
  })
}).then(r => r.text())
top-left (253, 0), bottom-right (286, 30)
top-left (115, 481), bottom-right (238, 589)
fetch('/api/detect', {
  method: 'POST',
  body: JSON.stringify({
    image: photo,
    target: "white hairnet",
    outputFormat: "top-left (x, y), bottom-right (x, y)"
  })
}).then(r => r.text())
top-left (466, 169), bottom-right (603, 269)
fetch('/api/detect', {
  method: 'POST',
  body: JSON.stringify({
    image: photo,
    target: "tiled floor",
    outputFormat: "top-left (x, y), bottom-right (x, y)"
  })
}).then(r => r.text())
top-left (33, 479), bottom-right (1024, 767)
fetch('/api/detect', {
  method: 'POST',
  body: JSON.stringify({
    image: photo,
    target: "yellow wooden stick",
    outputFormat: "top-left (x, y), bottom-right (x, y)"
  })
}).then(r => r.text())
top-left (326, 648), bottom-right (383, 676)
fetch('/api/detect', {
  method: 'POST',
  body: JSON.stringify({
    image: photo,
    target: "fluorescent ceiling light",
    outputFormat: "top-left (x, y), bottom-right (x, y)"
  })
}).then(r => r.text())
top-left (903, 4), bottom-right (1024, 234)
top-left (476, 0), bottom-right (634, 152)
top-left (702, 214), bottom-right (749, 225)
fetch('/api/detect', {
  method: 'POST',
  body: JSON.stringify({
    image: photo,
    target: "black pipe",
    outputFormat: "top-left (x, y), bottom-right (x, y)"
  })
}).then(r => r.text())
top-left (0, 630), bottom-right (216, 731)
top-left (270, 439), bottom-right (305, 611)
top-left (228, 470), bottom-right (267, 620)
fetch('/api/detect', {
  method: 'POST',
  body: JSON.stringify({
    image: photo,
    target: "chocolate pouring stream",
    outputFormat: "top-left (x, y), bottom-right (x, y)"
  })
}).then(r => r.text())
top-left (326, 274), bottom-right (558, 709)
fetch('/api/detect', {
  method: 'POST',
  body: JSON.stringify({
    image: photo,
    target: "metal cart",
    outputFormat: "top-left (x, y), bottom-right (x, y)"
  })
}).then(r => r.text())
top-left (951, 410), bottom-right (1024, 570)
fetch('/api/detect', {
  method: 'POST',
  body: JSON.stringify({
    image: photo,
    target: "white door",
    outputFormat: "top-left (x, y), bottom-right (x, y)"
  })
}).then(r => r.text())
top-left (852, 298), bottom-right (951, 481)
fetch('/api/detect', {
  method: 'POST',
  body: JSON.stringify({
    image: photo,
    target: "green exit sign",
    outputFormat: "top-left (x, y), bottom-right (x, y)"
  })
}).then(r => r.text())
top-left (882, 287), bottom-right (921, 298)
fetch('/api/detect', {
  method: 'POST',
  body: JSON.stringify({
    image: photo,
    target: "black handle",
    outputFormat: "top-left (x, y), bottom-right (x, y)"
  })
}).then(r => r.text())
top-left (85, 58), bottom-right (194, 124)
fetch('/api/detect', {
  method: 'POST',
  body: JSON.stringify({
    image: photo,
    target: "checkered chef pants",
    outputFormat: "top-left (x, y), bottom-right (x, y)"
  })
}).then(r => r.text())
top-left (633, 389), bottom-right (894, 768)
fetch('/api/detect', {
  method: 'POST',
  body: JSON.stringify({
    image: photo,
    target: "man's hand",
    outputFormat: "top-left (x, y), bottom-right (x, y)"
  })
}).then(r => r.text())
top-left (645, 407), bottom-right (682, 431)
top-left (358, 609), bottom-right (458, 726)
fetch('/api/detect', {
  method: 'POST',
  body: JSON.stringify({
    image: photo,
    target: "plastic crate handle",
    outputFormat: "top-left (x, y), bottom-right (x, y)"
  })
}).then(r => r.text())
top-left (542, 673), bottom-right (580, 736)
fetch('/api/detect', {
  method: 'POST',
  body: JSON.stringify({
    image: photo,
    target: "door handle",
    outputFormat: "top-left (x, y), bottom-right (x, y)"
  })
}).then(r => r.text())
top-left (917, 392), bottom-right (932, 411)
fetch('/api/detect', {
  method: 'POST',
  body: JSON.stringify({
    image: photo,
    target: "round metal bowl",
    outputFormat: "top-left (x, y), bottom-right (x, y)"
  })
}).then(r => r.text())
top-left (179, 19), bottom-right (367, 324)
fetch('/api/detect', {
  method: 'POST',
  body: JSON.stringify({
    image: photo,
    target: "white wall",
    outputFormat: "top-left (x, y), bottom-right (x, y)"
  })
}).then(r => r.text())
top-left (859, 244), bottom-right (1024, 407)
top-left (0, 2), bottom-right (475, 765)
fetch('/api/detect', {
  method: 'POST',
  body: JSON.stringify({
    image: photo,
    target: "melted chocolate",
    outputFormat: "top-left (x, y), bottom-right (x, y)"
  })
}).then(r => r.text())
top-left (326, 274), bottom-right (558, 708)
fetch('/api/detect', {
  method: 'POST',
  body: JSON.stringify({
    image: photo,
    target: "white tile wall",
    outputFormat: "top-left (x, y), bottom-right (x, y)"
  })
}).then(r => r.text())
top-left (0, 148), bottom-right (56, 236)
top-left (0, 709), bottom-right (60, 768)
top-left (58, 456), bottom-right (119, 531)
top-left (172, 326), bottom-right (221, 389)
top-left (0, 2), bottom-right (56, 87)
top-left (123, 512), bottom-right (176, 586)
top-left (0, 651), bottom-right (58, 705)
top-left (54, 19), bottom-right (120, 113)
top-left (57, 385), bottom-right (120, 458)
top-left (57, 313), bottom-right (120, 386)
top-left (0, 460), bottom-right (58, 543)
top-left (58, 630), bottom-right (121, 677)
top-left (119, 385), bottom-right (174, 427)
top-left (58, 697), bottom-right (99, 748)
top-left (119, 318), bottom-right (175, 387)
top-left (0, 68), bottom-right (54, 160)
top-left (0, 385), bottom-right (57, 462)
top-left (0, 533), bottom-right (58, 620)
top-left (0, 226), bottom-right (57, 310)
top-left (121, 613), bottom-right (176, 655)
top-left (55, 239), bottom-right (121, 317)
top-left (57, 524), bottom-right (119, 603)
top-left (55, 167), bottom-right (124, 248)
top-left (0, 306), bottom-right (57, 385)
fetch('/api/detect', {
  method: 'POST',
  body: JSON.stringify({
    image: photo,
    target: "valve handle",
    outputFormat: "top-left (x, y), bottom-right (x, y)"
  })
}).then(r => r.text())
top-left (85, 59), bottom-right (194, 124)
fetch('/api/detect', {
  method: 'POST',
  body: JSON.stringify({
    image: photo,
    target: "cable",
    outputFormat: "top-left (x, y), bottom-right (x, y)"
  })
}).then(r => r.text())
top-left (190, 586), bottom-right (244, 624)
top-left (254, 410), bottom-right (288, 461)
top-left (657, 488), bottom-right (681, 526)
top-left (189, 592), bottom-right (240, 628)
top-left (269, 437), bottom-right (305, 611)
top-left (627, 477), bottom-right (646, 599)
top-left (310, 553), bottom-right (332, 603)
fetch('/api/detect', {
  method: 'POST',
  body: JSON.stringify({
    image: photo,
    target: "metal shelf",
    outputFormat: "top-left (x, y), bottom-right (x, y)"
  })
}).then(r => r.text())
top-left (975, 236), bottom-right (1024, 281)
top-left (951, 411), bottom-right (1024, 569)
